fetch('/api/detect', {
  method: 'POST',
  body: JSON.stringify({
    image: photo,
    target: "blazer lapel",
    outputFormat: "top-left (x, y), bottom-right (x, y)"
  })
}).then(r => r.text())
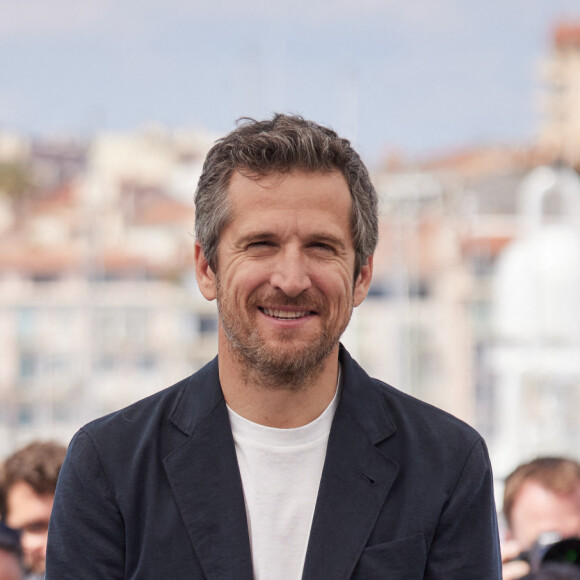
top-left (302, 347), bottom-right (400, 580)
top-left (160, 349), bottom-right (399, 580)
top-left (163, 360), bottom-right (254, 580)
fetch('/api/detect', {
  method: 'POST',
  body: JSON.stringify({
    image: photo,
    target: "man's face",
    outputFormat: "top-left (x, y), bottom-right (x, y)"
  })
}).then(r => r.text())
top-left (509, 480), bottom-right (580, 550)
top-left (5, 481), bottom-right (53, 574)
top-left (195, 170), bottom-right (372, 386)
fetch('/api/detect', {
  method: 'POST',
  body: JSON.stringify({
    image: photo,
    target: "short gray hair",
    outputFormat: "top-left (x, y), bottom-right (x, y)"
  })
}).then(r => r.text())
top-left (194, 114), bottom-right (378, 278)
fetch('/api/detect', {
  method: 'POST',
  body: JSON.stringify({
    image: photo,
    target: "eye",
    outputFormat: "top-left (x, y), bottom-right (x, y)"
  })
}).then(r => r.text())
top-left (245, 240), bottom-right (277, 254)
top-left (309, 242), bottom-right (335, 252)
top-left (248, 240), bottom-right (274, 248)
top-left (23, 521), bottom-right (49, 534)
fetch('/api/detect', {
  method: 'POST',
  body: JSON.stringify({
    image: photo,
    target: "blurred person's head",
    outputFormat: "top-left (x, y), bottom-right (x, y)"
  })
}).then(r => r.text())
top-left (194, 113), bottom-right (379, 281)
top-left (0, 442), bottom-right (66, 575)
top-left (0, 521), bottom-right (23, 580)
top-left (504, 457), bottom-right (580, 551)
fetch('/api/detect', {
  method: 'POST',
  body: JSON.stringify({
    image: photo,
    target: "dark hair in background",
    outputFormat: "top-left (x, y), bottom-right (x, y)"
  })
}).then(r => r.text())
top-left (0, 441), bottom-right (67, 520)
top-left (194, 113), bottom-right (379, 279)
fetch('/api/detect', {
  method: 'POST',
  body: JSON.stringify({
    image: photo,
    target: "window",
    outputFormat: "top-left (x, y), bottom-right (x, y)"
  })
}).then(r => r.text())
top-left (17, 308), bottom-right (36, 341)
top-left (19, 352), bottom-right (39, 380)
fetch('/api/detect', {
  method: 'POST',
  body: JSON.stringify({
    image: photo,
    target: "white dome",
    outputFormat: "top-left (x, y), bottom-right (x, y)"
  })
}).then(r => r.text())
top-left (494, 225), bottom-right (580, 342)
top-left (493, 166), bottom-right (580, 343)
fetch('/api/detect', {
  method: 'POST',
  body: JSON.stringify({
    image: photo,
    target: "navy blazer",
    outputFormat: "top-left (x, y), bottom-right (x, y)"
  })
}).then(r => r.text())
top-left (46, 346), bottom-right (501, 579)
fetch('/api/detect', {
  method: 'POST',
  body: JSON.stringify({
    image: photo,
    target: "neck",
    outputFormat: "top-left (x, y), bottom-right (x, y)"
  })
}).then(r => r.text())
top-left (218, 335), bottom-right (340, 428)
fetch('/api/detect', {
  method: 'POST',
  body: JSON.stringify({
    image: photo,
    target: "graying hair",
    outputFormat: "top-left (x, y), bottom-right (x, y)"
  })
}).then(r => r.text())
top-left (194, 114), bottom-right (378, 278)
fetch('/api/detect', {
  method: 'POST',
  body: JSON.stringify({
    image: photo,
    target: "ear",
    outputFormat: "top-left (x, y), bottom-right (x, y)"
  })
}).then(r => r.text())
top-left (194, 241), bottom-right (217, 301)
top-left (353, 255), bottom-right (373, 307)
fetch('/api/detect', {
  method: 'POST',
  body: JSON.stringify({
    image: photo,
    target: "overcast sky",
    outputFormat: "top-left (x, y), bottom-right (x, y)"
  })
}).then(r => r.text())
top-left (1, 0), bottom-right (580, 165)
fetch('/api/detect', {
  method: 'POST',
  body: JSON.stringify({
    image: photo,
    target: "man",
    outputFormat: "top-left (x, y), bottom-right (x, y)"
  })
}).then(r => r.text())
top-left (0, 522), bottom-right (23, 580)
top-left (0, 441), bottom-right (66, 579)
top-left (46, 114), bottom-right (501, 578)
top-left (502, 457), bottom-right (580, 580)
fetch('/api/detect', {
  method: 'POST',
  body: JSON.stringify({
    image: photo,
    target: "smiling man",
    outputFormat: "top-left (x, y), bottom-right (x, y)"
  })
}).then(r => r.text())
top-left (46, 114), bottom-right (501, 579)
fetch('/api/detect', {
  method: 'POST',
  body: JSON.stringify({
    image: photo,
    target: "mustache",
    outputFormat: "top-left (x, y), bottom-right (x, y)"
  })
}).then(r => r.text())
top-left (248, 290), bottom-right (325, 311)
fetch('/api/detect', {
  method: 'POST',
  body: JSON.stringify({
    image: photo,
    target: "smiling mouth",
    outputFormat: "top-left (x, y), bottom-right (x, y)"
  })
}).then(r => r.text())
top-left (260, 307), bottom-right (314, 320)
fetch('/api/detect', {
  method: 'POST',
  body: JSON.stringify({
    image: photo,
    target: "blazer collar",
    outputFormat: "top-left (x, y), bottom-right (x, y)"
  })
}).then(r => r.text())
top-left (167, 356), bottom-right (224, 436)
top-left (337, 344), bottom-right (397, 443)
top-left (163, 357), bottom-right (254, 580)
top-left (163, 348), bottom-right (400, 580)
top-left (166, 347), bottom-right (397, 443)
top-left (302, 345), bottom-right (400, 579)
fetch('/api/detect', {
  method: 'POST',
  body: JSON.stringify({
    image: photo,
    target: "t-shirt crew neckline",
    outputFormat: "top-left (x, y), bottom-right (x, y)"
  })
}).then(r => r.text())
top-left (227, 366), bottom-right (341, 447)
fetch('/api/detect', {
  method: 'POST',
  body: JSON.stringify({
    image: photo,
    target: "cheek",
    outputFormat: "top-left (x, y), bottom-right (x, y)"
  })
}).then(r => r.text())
top-left (316, 272), bottom-right (355, 306)
top-left (562, 513), bottom-right (580, 537)
top-left (221, 264), bottom-right (270, 300)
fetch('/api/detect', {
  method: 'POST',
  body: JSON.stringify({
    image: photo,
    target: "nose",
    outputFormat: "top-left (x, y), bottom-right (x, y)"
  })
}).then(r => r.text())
top-left (21, 528), bottom-right (47, 554)
top-left (269, 247), bottom-right (312, 297)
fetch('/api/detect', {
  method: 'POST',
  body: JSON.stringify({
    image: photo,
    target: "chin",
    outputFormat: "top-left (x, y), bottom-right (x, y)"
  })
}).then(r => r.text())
top-left (27, 560), bottom-right (45, 575)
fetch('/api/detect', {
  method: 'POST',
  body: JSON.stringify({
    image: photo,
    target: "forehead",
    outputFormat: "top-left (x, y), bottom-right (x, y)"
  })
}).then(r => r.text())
top-left (5, 481), bottom-right (53, 527)
top-left (511, 481), bottom-right (580, 546)
top-left (227, 169), bottom-right (352, 216)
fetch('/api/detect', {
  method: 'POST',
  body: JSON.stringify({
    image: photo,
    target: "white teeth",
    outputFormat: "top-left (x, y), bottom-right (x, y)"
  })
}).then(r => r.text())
top-left (262, 308), bottom-right (309, 319)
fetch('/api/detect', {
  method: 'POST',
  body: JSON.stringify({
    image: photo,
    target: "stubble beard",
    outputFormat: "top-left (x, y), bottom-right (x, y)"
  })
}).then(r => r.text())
top-left (216, 280), bottom-right (352, 391)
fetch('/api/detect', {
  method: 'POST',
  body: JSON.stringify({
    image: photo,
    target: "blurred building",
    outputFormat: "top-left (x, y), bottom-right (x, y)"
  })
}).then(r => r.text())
top-left (344, 169), bottom-right (477, 425)
top-left (0, 127), bottom-right (217, 456)
top-left (491, 165), bottom-right (580, 476)
top-left (356, 147), bottom-right (544, 470)
top-left (359, 139), bottom-right (580, 485)
top-left (538, 22), bottom-right (580, 167)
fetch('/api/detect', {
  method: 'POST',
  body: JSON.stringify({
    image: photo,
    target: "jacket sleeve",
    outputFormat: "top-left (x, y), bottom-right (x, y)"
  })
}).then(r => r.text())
top-left (424, 437), bottom-right (502, 579)
top-left (46, 429), bottom-right (126, 579)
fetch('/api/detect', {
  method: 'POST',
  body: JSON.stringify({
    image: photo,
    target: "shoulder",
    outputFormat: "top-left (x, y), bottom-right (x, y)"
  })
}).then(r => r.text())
top-left (342, 352), bottom-right (495, 512)
top-left (340, 346), bottom-right (486, 465)
top-left (69, 357), bottom-right (221, 468)
top-left (370, 376), bottom-right (490, 480)
top-left (375, 377), bottom-right (481, 444)
top-left (81, 374), bottom-right (190, 438)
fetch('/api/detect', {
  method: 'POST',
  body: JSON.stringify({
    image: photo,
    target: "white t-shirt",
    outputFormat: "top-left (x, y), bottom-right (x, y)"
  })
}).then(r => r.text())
top-left (227, 382), bottom-right (340, 580)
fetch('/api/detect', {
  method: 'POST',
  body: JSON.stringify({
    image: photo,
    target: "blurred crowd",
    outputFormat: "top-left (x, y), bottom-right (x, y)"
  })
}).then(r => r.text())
top-left (0, 438), bottom-right (579, 579)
